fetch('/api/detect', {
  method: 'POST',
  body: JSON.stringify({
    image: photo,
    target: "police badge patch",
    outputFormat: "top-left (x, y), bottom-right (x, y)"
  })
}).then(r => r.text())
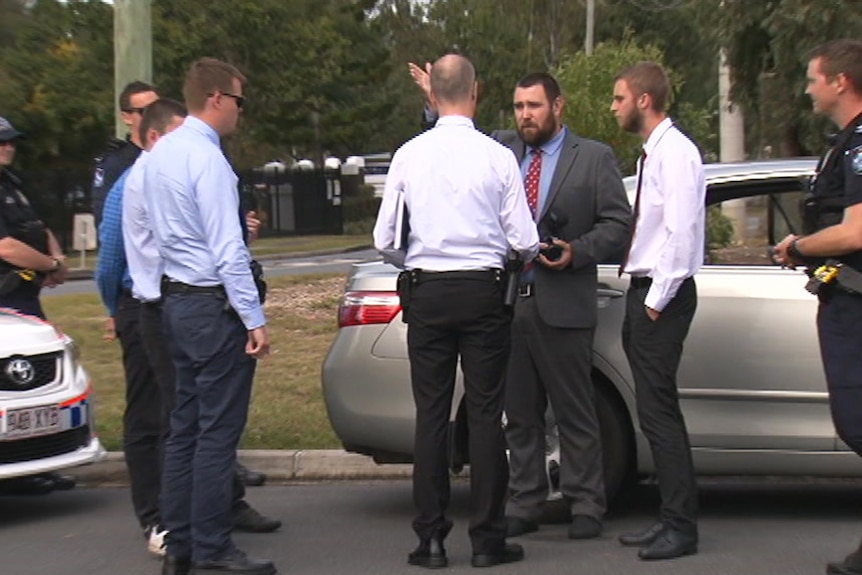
top-left (853, 145), bottom-right (862, 176)
top-left (92, 167), bottom-right (104, 188)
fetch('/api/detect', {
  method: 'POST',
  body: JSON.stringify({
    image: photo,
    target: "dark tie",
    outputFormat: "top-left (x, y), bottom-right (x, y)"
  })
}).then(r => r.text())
top-left (618, 149), bottom-right (647, 277)
top-left (525, 149), bottom-right (543, 220)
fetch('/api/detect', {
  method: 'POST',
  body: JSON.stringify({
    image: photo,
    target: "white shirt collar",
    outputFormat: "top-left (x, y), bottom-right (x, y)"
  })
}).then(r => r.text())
top-left (643, 117), bottom-right (674, 157)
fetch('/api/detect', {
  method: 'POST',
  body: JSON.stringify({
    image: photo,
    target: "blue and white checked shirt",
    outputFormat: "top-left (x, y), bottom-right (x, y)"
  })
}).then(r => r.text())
top-left (144, 116), bottom-right (264, 329)
top-left (95, 168), bottom-right (133, 317)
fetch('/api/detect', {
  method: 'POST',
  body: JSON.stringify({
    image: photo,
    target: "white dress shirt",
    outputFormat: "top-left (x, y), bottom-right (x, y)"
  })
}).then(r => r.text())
top-left (144, 116), bottom-right (263, 329)
top-left (121, 151), bottom-right (162, 302)
top-left (623, 117), bottom-right (705, 312)
top-left (373, 115), bottom-right (539, 270)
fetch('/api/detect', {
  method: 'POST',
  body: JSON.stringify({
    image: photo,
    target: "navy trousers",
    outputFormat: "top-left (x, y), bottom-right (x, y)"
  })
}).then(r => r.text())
top-left (160, 293), bottom-right (256, 561)
top-left (818, 289), bottom-right (862, 456)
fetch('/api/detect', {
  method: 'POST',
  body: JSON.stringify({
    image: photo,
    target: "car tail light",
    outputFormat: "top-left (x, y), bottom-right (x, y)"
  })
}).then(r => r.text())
top-left (338, 291), bottom-right (401, 327)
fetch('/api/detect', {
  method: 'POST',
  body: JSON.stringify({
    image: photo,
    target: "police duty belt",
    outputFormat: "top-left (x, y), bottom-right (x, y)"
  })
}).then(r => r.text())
top-left (806, 259), bottom-right (862, 295)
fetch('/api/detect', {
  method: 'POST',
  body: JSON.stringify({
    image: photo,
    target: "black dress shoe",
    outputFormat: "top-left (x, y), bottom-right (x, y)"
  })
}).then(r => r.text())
top-left (828, 552), bottom-right (862, 575)
top-left (471, 543), bottom-right (525, 568)
top-left (568, 515), bottom-right (602, 539)
top-left (191, 549), bottom-right (276, 574)
top-left (236, 463), bottom-right (267, 487)
top-left (619, 521), bottom-right (665, 547)
top-left (162, 555), bottom-right (191, 575)
top-left (637, 527), bottom-right (697, 561)
top-left (233, 503), bottom-right (282, 533)
top-left (408, 537), bottom-right (447, 569)
top-left (505, 516), bottom-right (538, 537)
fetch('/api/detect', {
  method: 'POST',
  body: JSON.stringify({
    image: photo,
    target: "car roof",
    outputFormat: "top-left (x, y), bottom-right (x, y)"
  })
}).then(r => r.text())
top-left (622, 156), bottom-right (818, 193)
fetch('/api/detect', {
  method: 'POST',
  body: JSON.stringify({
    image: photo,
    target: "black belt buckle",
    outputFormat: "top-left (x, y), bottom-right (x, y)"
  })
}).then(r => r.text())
top-left (518, 283), bottom-right (533, 298)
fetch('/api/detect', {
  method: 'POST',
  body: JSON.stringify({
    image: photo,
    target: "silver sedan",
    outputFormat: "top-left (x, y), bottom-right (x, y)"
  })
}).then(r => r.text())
top-left (322, 157), bottom-right (859, 500)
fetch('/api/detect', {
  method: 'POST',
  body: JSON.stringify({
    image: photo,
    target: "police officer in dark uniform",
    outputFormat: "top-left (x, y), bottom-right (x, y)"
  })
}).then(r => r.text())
top-left (773, 39), bottom-right (862, 575)
top-left (0, 117), bottom-right (67, 319)
top-left (91, 81), bottom-right (158, 226)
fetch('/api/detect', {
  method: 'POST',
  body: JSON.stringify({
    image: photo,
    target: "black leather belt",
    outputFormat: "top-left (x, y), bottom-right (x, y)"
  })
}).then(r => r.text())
top-left (518, 283), bottom-right (534, 297)
top-left (412, 269), bottom-right (501, 284)
top-left (630, 276), bottom-right (652, 289)
top-left (162, 281), bottom-right (225, 296)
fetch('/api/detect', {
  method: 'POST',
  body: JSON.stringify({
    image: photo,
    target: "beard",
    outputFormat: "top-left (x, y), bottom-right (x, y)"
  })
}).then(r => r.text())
top-left (619, 108), bottom-right (644, 134)
top-left (517, 115), bottom-right (559, 147)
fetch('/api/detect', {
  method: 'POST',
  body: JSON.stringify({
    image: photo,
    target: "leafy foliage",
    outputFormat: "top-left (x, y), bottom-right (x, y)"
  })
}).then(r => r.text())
top-left (555, 34), bottom-right (715, 174)
top-left (718, 0), bottom-right (862, 156)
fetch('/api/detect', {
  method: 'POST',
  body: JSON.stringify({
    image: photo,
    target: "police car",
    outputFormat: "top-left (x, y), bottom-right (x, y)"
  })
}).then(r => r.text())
top-left (0, 308), bottom-right (104, 488)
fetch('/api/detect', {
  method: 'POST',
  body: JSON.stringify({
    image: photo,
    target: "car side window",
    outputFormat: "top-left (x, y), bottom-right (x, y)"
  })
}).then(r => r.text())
top-left (705, 178), bottom-right (807, 266)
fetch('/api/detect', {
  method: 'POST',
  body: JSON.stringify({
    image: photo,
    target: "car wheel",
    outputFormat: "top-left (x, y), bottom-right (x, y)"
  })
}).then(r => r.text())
top-left (543, 378), bottom-right (634, 504)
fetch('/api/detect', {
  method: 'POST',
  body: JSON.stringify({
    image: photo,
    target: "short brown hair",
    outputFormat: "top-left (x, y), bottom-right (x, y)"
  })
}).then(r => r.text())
top-left (615, 61), bottom-right (671, 113)
top-left (138, 98), bottom-right (187, 145)
top-left (516, 72), bottom-right (562, 104)
top-left (119, 81), bottom-right (156, 112)
top-left (809, 39), bottom-right (862, 96)
top-left (182, 57), bottom-right (246, 112)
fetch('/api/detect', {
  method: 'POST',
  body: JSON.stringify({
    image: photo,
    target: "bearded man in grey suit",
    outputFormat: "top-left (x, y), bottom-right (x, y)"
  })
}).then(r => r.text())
top-left (409, 66), bottom-right (631, 540)
top-left (499, 72), bottom-right (630, 540)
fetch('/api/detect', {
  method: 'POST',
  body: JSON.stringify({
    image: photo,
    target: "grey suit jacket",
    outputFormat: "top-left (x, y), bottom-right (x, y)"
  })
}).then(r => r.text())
top-left (493, 129), bottom-right (631, 329)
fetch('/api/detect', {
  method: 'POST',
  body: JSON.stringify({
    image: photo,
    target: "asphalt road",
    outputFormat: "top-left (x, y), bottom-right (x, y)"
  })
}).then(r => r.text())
top-left (1, 477), bottom-right (861, 575)
top-left (41, 249), bottom-right (380, 297)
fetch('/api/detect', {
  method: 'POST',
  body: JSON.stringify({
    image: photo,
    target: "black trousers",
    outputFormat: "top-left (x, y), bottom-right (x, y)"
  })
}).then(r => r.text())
top-left (139, 301), bottom-right (246, 510)
top-left (817, 289), bottom-right (862, 457)
top-left (406, 272), bottom-right (511, 555)
top-left (115, 293), bottom-right (163, 529)
top-left (621, 277), bottom-right (698, 534)
top-left (505, 295), bottom-right (605, 521)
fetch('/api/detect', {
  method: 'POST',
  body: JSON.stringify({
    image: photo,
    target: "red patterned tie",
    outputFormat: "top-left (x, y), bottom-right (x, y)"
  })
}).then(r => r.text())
top-left (525, 149), bottom-right (542, 219)
top-left (619, 149), bottom-right (647, 277)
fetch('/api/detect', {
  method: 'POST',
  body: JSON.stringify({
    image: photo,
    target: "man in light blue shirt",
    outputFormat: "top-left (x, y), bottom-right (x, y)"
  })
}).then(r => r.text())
top-left (144, 58), bottom-right (274, 575)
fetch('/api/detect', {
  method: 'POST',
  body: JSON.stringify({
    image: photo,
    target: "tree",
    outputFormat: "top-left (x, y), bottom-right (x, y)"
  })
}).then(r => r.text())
top-left (718, 0), bottom-right (862, 157)
top-left (555, 34), bottom-right (715, 174)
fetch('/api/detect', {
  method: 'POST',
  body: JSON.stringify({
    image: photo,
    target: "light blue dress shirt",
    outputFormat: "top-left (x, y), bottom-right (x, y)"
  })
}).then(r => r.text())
top-left (143, 116), bottom-right (264, 329)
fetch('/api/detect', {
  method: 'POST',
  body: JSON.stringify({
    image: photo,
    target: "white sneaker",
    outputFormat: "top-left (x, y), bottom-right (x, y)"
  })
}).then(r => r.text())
top-left (145, 525), bottom-right (168, 557)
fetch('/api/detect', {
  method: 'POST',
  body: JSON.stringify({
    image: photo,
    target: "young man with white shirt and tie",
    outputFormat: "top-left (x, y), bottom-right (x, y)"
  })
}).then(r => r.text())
top-left (374, 54), bottom-right (539, 569)
top-left (611, 61), bottom-right (705, 561)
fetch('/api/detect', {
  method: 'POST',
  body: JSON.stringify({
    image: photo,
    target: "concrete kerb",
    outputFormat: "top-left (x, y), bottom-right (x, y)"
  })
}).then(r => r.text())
top-left (74, 450), bottom-right (414, 487)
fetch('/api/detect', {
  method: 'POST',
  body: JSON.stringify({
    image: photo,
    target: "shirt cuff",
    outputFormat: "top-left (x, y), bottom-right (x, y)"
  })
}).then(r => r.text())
top-left (240, 307), bottom-right (266, 331)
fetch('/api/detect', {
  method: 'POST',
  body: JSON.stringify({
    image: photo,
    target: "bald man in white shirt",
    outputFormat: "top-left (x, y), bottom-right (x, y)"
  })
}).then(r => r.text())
top-left (611, 61), bottom-right (705, 562)
top-left (374, 54), bottom-right (539, 569)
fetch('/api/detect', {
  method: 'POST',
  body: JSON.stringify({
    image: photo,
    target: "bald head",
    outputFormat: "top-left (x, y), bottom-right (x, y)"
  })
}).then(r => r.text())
top-left (430, 54), bottom-right (476, 106)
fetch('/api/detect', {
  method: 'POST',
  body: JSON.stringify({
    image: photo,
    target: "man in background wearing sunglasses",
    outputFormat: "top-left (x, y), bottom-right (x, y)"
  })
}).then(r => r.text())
top-left (90, 81), bottom-right (158, 228)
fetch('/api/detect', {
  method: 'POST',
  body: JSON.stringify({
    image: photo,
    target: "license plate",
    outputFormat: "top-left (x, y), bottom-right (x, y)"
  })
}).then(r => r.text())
top-left (5, 406), bottom-right (60, 439)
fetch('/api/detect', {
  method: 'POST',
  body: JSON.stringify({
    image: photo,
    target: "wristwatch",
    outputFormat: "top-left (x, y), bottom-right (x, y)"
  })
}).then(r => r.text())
top-left (49, 257), bottom-right (62, 272)
top-left (788, 239), bottom-right (804, 261)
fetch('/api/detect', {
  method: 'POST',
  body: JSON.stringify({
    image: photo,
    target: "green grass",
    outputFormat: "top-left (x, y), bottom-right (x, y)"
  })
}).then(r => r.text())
top-left (65, 234), bottom-right (370, 270)
top-left (41, 274), bottom-right (346, 451)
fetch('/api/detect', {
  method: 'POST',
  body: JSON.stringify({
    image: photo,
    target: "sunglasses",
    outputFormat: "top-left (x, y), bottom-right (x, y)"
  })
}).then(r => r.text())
top-left (0, 140), bottom-right (15, 147)
top-left (208, 91), bottom-right (245, 110)
top-left (122, 107), bottom-right (147, 115)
